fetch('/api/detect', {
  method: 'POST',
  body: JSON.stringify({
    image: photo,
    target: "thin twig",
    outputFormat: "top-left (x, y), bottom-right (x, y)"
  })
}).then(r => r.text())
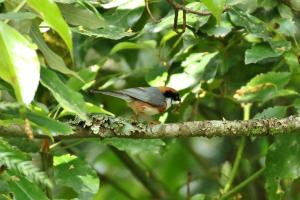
top-left (223, 103), bottom-right (251, 193)
top-left (145, 0), bottom-right (160, 22)
top-left (221, 167), bottom-right (265, 199)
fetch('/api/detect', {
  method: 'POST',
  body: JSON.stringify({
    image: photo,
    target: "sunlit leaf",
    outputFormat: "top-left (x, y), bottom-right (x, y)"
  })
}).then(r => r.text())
top-left (0, 22), bottom-right (40, 105)
top-left (183, 52), bottom-right (219, 75)
top-left (278, 4), bottom-right (293, 19)
top-left (110, 40), bottom-right (156, 54)
top-left (276, 18), bottom-right (297, 37)
top-left (27, 0), bottom-right (73, 57)
top-left (59, 102), bottom-right (114, 118)
top-left (102, 0), bottom-right (144, 28)
top-left (284, 52), bottom-right (299, 73)
top-left (234, 72), bottom-right (291, 102)
top-left (202, 0), bottom-right (226, 23)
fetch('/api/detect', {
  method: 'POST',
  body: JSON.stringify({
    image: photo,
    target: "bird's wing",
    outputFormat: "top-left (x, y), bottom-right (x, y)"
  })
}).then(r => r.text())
top-left (120, 87), bottom-right (166, 106)
top-left (90, 90), bottom-right (133, 102)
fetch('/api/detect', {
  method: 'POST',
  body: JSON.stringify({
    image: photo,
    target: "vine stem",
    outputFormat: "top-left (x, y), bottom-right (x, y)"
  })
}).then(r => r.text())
top-left (221, 167), bottom-right (265, 199)
top-left (222, 103), bottom-right (252, 193)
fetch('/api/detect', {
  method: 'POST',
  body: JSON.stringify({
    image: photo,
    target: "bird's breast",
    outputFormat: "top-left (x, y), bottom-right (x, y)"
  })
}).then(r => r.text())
top-left (128, 100), bottom-right (167, 116)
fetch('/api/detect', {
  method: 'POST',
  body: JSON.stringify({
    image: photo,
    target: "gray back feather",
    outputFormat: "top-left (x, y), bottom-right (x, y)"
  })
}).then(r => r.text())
top-left (119, 87), bottom-right (166, 106)
top-left (94, 87), bottom-right (166, 106)
top-left (98, 91), bottom-right (133, 102)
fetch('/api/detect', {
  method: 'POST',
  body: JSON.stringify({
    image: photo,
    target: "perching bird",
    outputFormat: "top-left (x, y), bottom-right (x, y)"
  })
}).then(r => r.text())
top-left (90, 86), bottom-right (181, 118)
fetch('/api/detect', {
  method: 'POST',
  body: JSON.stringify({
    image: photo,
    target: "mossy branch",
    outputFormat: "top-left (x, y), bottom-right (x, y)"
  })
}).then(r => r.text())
top-left (0, 115), bottom-right (300, 140)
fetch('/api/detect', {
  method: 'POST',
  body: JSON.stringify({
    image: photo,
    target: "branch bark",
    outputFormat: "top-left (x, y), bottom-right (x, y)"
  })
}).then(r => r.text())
top-left (1, 115), bottom-right (300, 140)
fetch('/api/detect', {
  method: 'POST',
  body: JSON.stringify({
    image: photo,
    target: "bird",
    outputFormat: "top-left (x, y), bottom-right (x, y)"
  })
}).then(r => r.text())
top-left (90, 86), bottom-right (181, 119)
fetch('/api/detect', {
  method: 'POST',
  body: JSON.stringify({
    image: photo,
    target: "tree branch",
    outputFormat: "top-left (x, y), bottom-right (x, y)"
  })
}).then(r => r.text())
top-left (0, 115), bottom-right (300, 140)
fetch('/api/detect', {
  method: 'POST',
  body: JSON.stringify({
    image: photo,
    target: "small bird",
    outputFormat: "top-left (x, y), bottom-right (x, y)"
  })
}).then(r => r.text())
top-left (90, 86), bottom-right (181, 118)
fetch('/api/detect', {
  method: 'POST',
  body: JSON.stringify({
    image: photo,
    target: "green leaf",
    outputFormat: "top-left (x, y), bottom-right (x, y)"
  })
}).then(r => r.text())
top-left (269, 40), bottom-right (291, 54)
top-left (102, 0), bottom-right (144, 28)
top-left (103, 138), bottom-right (165, 154)
top-left (202, 13), bottom-right (233, 37)
top-left (228, 7), bottom-right (271, 40)
top-left (0, 22), bottom-right (40, 105)
top-left (30, 24), bottom-right (81, 80)
top-left (278, 4), bottom-right (293, 19)
top-left (202, 0), bottom-right (226, 23)
top-left (284, 52), bottom-right (299, 73)
top-left (40, 67), bottom-right (87, 120)
top-left (168, 73), bottom-right (197, 90)
top-left (265, 134), bottom-right (300, 200)
top-left (7, 172), bottom-right (49, 200)
top-left (253, 106), bottom-right (287, 119)
top-left (145, 67), bottom-right (168, 87)
top-left (27, 0), bottom-right (73, 58)
top-left (54, 155), bottom-right (99, 200)
top-left (293, 99), bottom-right (300, 114)
top-left (0, 138), bottom-right (52, 188)
top-left (59, 3), bottom-right (106, 29)
top-left (66, 65), bottom-right (100, 91)
top-left (26, 111), bottom-right (73, 135)
top-left (276, 18), bottom-right (297, 37)
top-left (191, 194), bottom-right (206, 200)
top-left (290, 0), bottom-right (300, 11)
top-left (234, 72), bottom-right (291, 102)
top-left (110, 40), bottom-right (156, 54)
top-left (245, 44), bottom-right (281, 64)
top-left (59, 102), bottom-right (114, 118)
top-left (183, 52), bottom-right (219, 75)
top-left (71, 26), bottom-right (135, 40)
top-left (0, 12), bottom-right (37, 21)
top-left (0, 103), bottom-right (73, 135)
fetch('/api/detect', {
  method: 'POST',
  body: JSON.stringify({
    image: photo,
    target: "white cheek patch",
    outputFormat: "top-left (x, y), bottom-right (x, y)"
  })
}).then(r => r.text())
top-left (172, 100), bottom-right (180, 105)
top-left (166, 98), bottom-right (172, 110)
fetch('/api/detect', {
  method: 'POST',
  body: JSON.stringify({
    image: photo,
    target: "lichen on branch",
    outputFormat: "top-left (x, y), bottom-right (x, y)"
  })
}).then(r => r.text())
top-left (1, 115), bottom-right (300, 140)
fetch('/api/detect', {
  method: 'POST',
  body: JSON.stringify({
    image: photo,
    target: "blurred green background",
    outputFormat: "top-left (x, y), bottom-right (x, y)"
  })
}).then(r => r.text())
top-left (0, 0), bottom-right (300, 199)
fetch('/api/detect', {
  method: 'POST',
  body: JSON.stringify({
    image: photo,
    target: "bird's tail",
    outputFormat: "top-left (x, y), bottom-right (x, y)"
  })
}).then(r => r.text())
top-left (89, 89), bottom-right (131, 102)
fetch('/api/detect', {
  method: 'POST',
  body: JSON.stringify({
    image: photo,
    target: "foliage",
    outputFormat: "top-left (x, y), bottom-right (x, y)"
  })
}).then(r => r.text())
top-left (0, 0), bottom-right (299, 199)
